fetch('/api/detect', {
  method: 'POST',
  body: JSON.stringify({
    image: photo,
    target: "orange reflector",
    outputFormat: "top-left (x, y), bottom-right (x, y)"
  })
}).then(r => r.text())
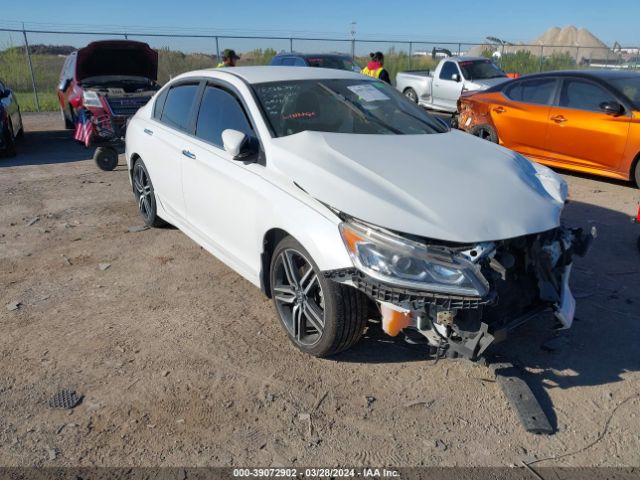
top-left (341, 225), bottom-right (364, 254)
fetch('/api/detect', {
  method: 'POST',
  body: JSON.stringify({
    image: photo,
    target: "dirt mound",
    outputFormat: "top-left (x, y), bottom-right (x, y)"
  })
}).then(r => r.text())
top-left (468, 26), bottom-right (613, 60)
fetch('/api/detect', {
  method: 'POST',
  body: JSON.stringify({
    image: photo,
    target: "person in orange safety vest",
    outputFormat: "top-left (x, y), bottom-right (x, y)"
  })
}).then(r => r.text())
top-left (361, 51), bottom-right (391, 84)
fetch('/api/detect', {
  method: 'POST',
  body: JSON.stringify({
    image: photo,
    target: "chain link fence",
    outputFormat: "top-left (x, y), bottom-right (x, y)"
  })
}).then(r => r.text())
top-left (1, 27), bottom-right (638, 111)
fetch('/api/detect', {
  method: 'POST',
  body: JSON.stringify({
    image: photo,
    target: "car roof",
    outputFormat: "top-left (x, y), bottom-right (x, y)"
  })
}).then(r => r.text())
top-left (521, 69), bottom-right (640, 81)
top-left (181, 66), bottom-right (366, 84)
top-left (274, 53), bottom-right (351, 58)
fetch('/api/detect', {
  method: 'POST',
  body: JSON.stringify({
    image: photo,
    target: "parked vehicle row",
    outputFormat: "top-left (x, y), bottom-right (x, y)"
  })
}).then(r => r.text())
top-left (125, 66), bottom-right (593, 360)
top-left (458, 70), bottom-right (640, 187)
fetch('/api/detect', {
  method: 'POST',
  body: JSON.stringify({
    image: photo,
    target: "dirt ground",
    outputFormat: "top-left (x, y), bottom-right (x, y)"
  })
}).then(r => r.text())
top-left (1, 113), bottom-right (639, 469)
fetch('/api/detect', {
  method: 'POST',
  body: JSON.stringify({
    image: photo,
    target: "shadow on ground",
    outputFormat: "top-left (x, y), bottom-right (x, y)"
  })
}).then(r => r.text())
top-left (0, 129), bottom-right (125, 168)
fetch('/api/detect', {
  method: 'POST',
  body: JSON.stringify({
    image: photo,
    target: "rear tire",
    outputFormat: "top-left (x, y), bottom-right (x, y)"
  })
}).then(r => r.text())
top-left (269, 236), bottom-right (369, 357)
top-left (633, 158), bottom-right (640, 188)
top-left (404, 87), bottom-right (418, 104)
top-left (94, 147), bottom-right (119, 171)
top-left (470, 124), bottom-right (498, 143)
top-left (132, 158), bottom-right (166, 227)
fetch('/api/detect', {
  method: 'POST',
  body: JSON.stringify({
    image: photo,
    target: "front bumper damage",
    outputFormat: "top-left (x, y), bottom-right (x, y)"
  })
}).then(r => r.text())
top-left (327, 226), bottom-right (594, 360)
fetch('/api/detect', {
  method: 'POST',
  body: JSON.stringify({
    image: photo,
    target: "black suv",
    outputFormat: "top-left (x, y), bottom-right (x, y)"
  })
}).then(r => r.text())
top-left (270, 53), bottom-right (360, 71)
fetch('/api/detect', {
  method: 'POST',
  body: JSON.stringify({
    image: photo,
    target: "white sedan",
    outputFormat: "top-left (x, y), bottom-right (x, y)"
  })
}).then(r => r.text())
top-left (125, 66), bottom-right (592, 360)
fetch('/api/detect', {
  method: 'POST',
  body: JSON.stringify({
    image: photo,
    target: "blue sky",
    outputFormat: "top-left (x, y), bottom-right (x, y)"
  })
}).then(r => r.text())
top-left (2, 0), bottom-right (639, 50)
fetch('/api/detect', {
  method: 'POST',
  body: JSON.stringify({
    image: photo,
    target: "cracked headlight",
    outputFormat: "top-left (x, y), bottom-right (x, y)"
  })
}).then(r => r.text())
top-left (339, 220), bottom-right (489, 297)
top-left (82, 90), bottom-right (103, 108)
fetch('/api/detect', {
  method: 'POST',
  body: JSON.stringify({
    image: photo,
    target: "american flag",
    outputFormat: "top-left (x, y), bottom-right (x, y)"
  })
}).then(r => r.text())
top-left (73, 108), bottom-right (95, 147)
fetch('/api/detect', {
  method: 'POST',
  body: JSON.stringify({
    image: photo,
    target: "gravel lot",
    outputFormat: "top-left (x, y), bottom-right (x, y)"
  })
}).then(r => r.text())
top-left (1, 113), bottom-right (639, 468)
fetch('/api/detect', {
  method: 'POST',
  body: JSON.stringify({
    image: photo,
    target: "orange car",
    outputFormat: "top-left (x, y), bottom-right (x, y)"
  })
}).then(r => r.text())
top-left (458, 70), bottom-right (640, 187)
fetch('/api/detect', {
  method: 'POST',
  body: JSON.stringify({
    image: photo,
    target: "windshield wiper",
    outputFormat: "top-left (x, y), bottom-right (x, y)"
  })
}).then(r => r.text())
top-left (316, 82), bottom-right (403, 134)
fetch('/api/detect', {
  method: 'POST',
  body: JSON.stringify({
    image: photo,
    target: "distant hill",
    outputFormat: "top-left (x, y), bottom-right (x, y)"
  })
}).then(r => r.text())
top-left (2, 44), bottom-right (76, 55)
top-left (469, 26), bottom-right (614, 60)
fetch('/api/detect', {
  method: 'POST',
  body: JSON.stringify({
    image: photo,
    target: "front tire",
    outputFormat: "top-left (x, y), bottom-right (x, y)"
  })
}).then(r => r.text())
top-left (633, 158), bottom-right (640, 188)
top-left (132, 158), bottom-right (165, 227)
top-left (1, 121), bottom-right (16, 157)
top-left (470, 124), bottom-right (498, 143)
top-left (62, 107), bottom-right (74, 130)
top-left (269, 236), bottom-right (368, 357)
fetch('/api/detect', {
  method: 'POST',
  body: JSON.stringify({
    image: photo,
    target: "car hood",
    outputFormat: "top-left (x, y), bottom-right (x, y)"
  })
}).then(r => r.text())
top-left (76, 41), bottom-right (158, 82)
top-left (466, 77), bottom-right (509, 90)
top-left (269, 130), bottom-right (566, 243)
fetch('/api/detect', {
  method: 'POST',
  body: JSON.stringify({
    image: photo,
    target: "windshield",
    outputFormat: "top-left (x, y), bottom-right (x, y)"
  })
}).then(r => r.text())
top-left (305, 56), bottom-right (358, 71)
top-left (609, 76), bottom-right (640, 109)
top-left (253, 79), bottom-right (449, 137)
top-left (459, 60), bottom-right (506, 81)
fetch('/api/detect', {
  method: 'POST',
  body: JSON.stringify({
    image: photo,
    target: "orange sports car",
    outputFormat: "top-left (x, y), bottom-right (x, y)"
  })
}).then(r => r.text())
top-left (457, 70), bottom-right (640, 187)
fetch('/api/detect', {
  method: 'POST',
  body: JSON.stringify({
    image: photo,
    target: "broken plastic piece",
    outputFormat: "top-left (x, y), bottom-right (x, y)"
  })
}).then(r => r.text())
top-left (380, 303), bottom-right (412, 337)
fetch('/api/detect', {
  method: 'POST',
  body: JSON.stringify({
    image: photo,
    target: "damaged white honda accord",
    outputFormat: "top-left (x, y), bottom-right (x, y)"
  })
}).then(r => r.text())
top-left (125, 66), bottom-right (593, 360)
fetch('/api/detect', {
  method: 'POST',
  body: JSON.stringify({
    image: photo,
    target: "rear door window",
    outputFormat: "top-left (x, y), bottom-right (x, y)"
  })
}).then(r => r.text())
top-left (558, 79), bottom-right (615, 112)
top-left (439, 62), bottom-right (459, 81)
top-left (195, 85), bottom-right (254, 147)
top-left (160, 83), bottom-right (199, 132)
top-left (504, 78), bottom-right (557, 105)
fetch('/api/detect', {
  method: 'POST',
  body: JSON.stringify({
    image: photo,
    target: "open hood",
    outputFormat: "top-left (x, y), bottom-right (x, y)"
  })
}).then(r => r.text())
top-left (76, 41), bottom-right (158, 82)
top-left (269, 130), bottom-right (566, 243)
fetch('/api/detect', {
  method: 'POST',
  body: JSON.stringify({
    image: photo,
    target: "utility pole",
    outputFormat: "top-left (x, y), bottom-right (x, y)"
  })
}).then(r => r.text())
top-left (350, 21), bottom-right (356, 61)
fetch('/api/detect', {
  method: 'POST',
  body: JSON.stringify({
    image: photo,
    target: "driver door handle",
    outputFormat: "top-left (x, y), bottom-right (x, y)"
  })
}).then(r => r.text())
top-left (550, 115), bottom-right (567, 123)
top-left (182, 150), bottom-right (196, 159)
top-left (494, 106), bottom-right (506, 114)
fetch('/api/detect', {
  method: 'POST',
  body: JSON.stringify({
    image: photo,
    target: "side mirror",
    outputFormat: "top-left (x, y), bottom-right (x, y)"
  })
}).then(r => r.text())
top-left (222, 129), bottom-right (258, 160)
top-left (0, 89), bottom-right (10, 99)
top-left (58, 78), bottom-right (71, 92)
top-left (451, 73), bottom-right (461, 82)
top-left (599, 101), bottom-right (624, 116)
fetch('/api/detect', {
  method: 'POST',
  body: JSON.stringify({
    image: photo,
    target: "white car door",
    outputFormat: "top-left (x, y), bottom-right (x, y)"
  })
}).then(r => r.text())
top-left (146, 82), bottom-right (201, 220)
top-left (181, 82), bottom-right (267, 280)
top-left (432, 61), bottom-right (463, 111)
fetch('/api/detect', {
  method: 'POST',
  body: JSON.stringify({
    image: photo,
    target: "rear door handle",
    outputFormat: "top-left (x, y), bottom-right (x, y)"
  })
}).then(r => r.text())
top-left (550, 115), bottom-right (567, 123)
top-left (182, 150), bottom-right (196, 159)
top-left (144, 128), bottom-right (153, 136)
top-left (494, 106), bottom-right (506, 114)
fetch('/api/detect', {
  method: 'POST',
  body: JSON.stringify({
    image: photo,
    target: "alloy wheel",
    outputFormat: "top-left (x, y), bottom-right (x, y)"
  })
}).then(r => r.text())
top-left (272, 249), bottom-right (325, 346)
top-left (133, 163), bottom-right (152, 221)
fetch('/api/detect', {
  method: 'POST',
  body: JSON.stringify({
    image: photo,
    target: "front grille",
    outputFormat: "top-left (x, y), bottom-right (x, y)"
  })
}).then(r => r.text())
top-left (106, 96), bottom-right (152, 117)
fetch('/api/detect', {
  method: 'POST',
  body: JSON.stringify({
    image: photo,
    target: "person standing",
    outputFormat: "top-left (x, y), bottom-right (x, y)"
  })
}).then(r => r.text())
top-left (361, 51), bottom-right (391, 84)
top-left (217, 49), bottom-right (240, 67)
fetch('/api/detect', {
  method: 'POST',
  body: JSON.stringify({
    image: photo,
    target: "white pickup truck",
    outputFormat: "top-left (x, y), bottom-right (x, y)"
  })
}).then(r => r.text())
top-left (396, 57), bottom-right (509, 113)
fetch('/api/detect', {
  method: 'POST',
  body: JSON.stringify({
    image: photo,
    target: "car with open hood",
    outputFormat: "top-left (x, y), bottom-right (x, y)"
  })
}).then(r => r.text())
top-left (125, 66), bottom-right (593, 360)
top-left (57, 40), bottom-right (160, 144)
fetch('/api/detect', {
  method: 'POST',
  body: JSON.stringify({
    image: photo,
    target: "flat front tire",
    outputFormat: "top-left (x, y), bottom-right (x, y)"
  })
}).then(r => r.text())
top-left (132, 158), bottom-right (165, 227)
top-left (269, 236), bottom-right (369, 357)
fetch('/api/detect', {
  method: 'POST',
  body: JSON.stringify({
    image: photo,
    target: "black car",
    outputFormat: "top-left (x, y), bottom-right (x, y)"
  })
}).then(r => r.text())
top-left (270, 53), bottom-right (360, 72)
top-left (0, 79), bottom-right (23, 157)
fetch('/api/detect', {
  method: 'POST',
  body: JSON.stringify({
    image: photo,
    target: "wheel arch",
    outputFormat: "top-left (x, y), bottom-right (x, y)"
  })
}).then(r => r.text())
top-left (630, 151), bottom-right (640, 186)
top-left (260, 227), bottom-right (292, 298)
